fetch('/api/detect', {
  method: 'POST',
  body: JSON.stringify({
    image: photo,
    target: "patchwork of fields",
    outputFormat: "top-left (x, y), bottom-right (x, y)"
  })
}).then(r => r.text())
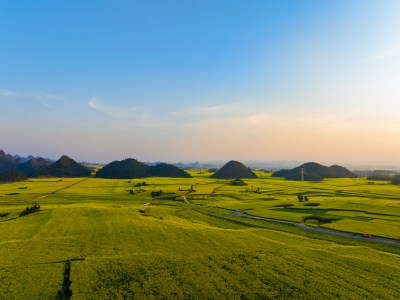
top-left (1, 172), bottom-right (400, 299)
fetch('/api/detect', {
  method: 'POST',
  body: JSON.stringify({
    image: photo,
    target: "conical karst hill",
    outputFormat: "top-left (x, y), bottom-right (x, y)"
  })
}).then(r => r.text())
top-left (210, 160), bottom-right (257, 179)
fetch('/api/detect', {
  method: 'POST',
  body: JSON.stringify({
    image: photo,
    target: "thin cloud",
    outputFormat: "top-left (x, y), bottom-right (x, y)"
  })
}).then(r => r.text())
top-left (0, 89), bottom-right (17, 98)
top-left (195, 104), bottom-right (233, 113)
top-left (170, 103), bottom-right (238, 117)
top-left (0, 89), bottom-right (64, 107)
top-left (88, 98), bottom-right (136, 118)
top-left (31, 92), bottom-right (64, 101)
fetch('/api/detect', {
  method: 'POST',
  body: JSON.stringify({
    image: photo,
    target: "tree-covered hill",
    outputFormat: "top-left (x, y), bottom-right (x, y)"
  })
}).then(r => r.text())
top-left (95, 158), bottom-right (150, 179)
top-left (96, 158), bottom-right (191, 179)
top-left (149, 163), bottom-right (191, 178)
top-left (0, 169), bottom-right (28, 182)
top-left (272, 162), bottom-right (356, 181)
top-left (32, 155), bottom-right (91, 177)
top-left (210, 160), bottom-right (257, 179)
top-left (16, 158), bottom-right (52, 175)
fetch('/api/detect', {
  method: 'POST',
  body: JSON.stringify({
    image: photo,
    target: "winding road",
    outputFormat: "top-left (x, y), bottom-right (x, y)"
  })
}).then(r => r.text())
top-left (234, 212), bottom-right (400, 248)
top-left (182, 193), bottom-right (400, 249)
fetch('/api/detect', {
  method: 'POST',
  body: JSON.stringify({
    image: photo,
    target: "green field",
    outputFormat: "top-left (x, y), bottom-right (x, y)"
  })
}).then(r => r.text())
top-left (1, 172), bottom-right (400, 299)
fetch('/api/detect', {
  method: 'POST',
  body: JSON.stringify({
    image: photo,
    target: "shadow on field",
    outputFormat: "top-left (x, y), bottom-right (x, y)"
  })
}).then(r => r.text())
top-left (57, 260), bottom-right (72, 300)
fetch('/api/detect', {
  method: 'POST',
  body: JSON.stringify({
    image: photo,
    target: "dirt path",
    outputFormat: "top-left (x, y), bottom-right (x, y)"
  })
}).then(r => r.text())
top-left (181, 195), bottom-right (190, 204)
top-left (141, 199), bottom-right (155, 206)
top-left (0, 176), bottom-right (91, 206)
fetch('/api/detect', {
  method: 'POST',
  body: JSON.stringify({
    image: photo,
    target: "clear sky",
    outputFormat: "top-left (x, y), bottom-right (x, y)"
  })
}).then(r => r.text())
top-left (1, 0), bottom-right (400, 164)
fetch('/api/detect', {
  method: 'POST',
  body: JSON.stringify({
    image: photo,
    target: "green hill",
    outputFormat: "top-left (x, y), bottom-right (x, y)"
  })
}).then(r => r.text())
top-left (0, 169), bottom-right (28, 182)
top-left (16, 158), bottom-right (52, 175)
top-left (96, 159), bottom-right (191, 179)
top-left (0, 150), bottom-right (22, 172)
top-left (210, 160), bottom-right (257, 179)
top-left (32, 155), bottom-right (91, 177)
top-left (272, 162), bottom-right (356, 181)
top-left (95, 158), bottom-right (150, 179)
top-left (149, 163), bottom-right (191, 178)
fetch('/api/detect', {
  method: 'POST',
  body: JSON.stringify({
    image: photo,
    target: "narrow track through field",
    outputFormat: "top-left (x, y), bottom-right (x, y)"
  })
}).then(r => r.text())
top-left (0, 176), bottom-right (91, 206)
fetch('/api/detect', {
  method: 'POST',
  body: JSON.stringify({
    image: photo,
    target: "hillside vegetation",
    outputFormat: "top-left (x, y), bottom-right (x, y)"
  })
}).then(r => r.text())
top-left (0, 169), bottom-right (28, 182)
top-left (96, 158), bottom-right (191, 179)
top-left (32, 155), bottom-right (91, 177)
top-left (272, 162), bottom-right (356, 181)
top-left (210, 160), bottom-right (257, 179)
top-left (16, 158), bottom-right (52, 175)
top-left (149, 163), bottom-right (192, 178)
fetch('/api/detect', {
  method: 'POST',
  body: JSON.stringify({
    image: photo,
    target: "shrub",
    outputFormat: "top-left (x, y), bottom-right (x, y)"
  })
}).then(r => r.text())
top-left (229, 179), bottom-right (247, 186)
top-left (393, 175), bottom-right (400, 185)
top-left (20, 202), bottom-right (40, 217)
top-left (139, 208), bottom-right (151, 216)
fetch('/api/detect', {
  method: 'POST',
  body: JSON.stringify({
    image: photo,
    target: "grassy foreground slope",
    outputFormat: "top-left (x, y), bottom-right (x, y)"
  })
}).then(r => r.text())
top-left (1, 175), bottom-right (400, 299)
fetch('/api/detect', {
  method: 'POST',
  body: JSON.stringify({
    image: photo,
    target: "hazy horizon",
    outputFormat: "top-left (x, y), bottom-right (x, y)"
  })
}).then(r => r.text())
top-left (4, 149), bottom-right (400, 170)
top-left (1, 1), bottom-right (400, 165)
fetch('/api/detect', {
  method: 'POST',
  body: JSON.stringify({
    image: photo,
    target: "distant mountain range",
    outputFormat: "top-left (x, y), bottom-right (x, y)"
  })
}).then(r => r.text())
top-left (0, 150), bottom-right (53, 174)
top-left (0, 150), bottom-right (91, 180)
top-left (0, 150), bottom-right (22, 172)
top-left (171, 161), bottom-right (218, 170)
top-left (2, 149), bottom-right (399, 182)
top-left (352, 169), bottom-right (399, 177)
top-left (7, 153), bottom-right (55, 163)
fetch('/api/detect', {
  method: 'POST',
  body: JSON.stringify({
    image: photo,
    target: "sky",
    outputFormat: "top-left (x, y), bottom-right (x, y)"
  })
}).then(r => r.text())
top-left (1, 0), bottom-right (400, 164)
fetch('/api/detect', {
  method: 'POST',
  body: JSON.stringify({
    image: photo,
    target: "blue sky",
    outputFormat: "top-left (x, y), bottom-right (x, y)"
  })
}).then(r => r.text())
top-left (1, 0), bottom-right (400, 164)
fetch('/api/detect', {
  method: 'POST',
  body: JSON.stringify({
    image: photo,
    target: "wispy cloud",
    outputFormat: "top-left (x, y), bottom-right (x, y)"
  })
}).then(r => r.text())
top-left (0, 89), bottom-right (17, 98)
top-left (31, 92), bottom-right (64, 101)
top-left (88, 98), bottom-right (136, 118)
top-left (194, 104), bottom-right (233, 114)
top-left (0, 88), bottom-right (65, 107)
top-left (170, 103), bottom-right (240, 118)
